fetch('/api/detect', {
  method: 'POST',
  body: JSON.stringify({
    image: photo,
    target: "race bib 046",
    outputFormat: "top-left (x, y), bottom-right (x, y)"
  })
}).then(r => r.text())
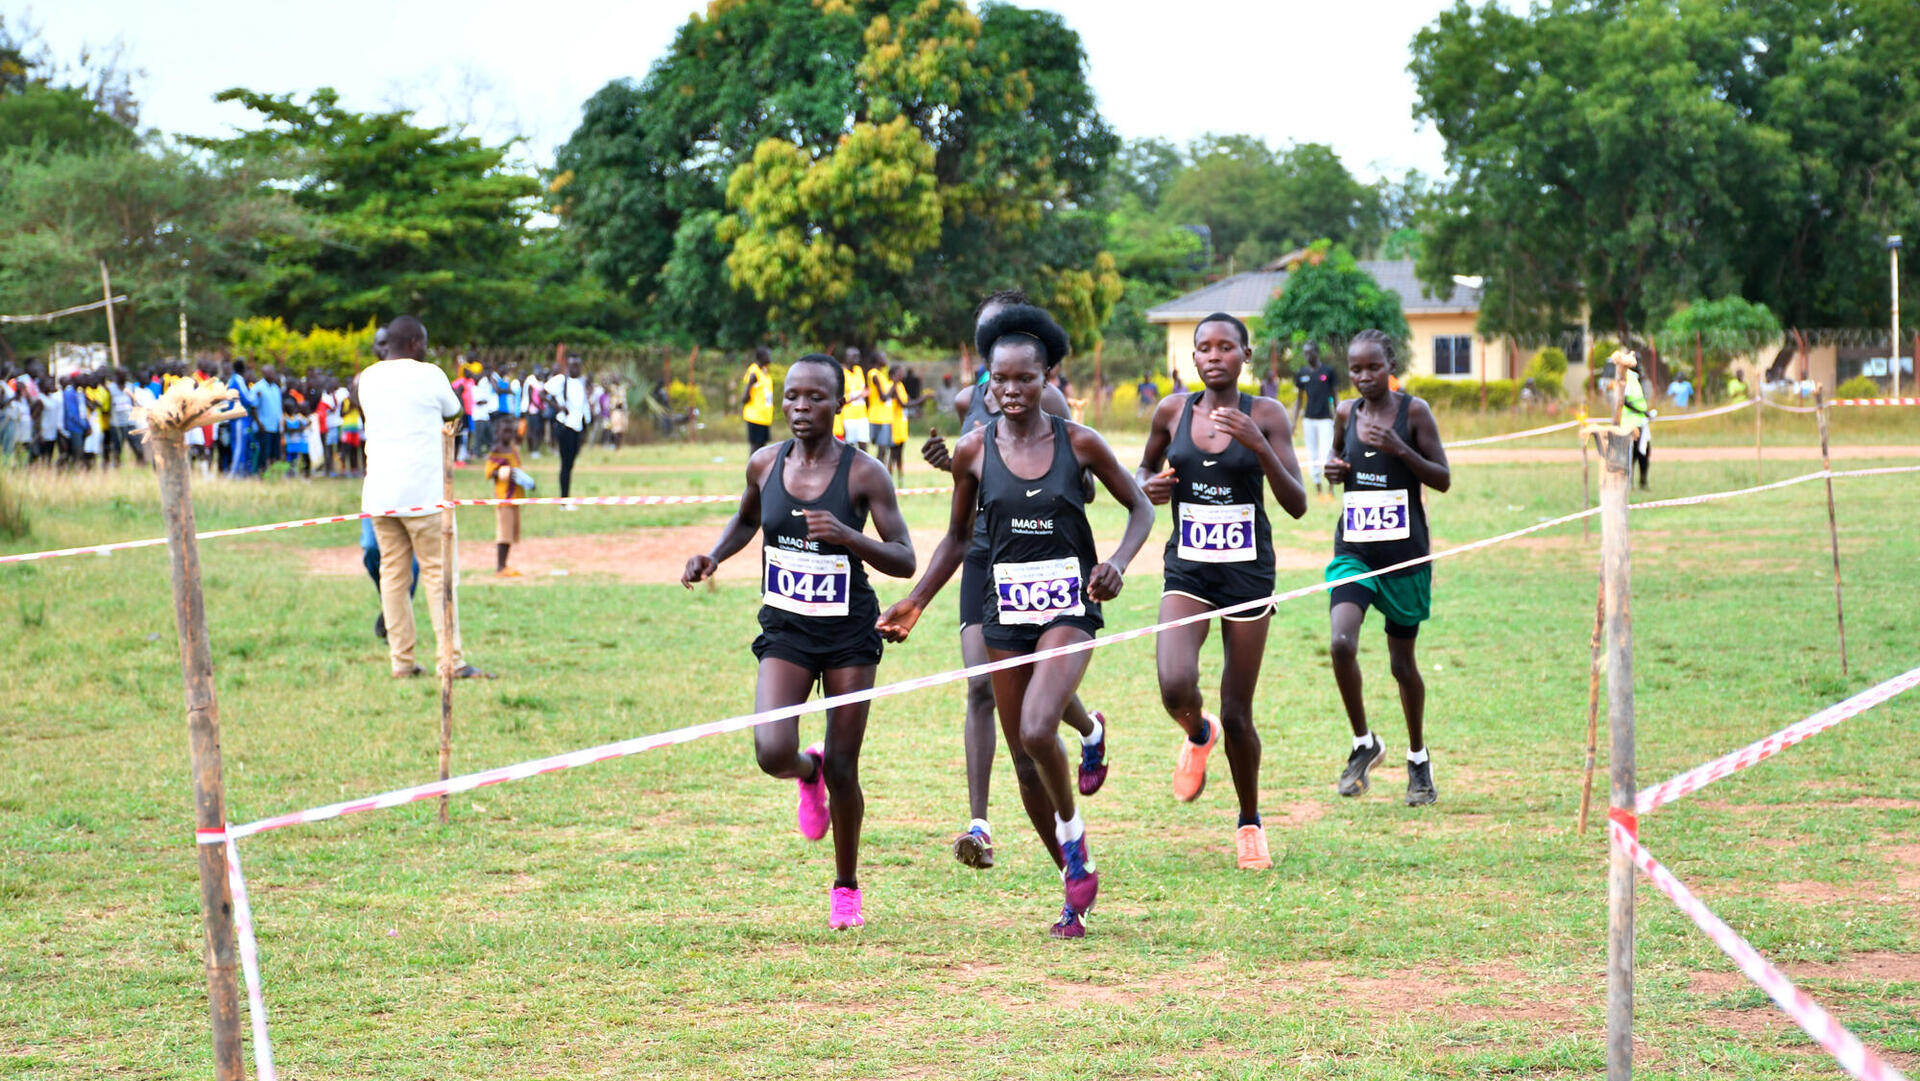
top-left (1342, 489), bottom-right (1410, 542)
top-left (993, 556), bottom-right (1085, 626)
top-left (1176, 502), bottom-right (1257, 564)
top-left (763, 547), bottom-right (851, 617)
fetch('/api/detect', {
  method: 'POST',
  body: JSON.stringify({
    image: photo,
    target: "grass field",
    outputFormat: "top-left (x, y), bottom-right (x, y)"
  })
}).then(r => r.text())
top-left (4, 414), bottom-right (1919, 1079)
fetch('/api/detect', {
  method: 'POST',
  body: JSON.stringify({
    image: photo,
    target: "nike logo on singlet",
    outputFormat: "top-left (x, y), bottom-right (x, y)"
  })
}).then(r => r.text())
top-left (1202, 459), bottom-right (1217, 467)
top-left (1025, 488), bottom-right (1042, 498)
top-left (791, 509), bottom-right (807, 516)
top-left (1363, 451), bottom-right (1377, 458)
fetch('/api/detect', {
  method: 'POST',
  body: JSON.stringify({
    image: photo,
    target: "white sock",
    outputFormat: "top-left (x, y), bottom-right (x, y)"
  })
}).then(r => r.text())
top-left (1054, 811), bottom-right (1084, 846)
top-left (1407, 748), bottom-right (1430, 765)
top-left (1082, 715), bottom-right (1104, 747)
top-left (970, 817), bottom-right (991, 836)
top-left (1353, 733), bottom-right (1377, 752)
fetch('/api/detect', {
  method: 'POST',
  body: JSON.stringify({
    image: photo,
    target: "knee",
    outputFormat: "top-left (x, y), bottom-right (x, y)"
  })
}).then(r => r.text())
top-left (1158, 665), bottom-right (1200, 713)
top-left (1218, 705), bottom-right (1256, 742)
top-left (819, 750), bottom-right (859, 792)
top-left (1328, 632), bottom-right (1359, 665)
top-left (1389, 653), bottom-right (1421, 684)
top-left (965, 674), bottom-right (995, 715)
top-left (1010, 753), bottom-right (1042, 793)
top-left (754, 741), bottom-right (798, 779)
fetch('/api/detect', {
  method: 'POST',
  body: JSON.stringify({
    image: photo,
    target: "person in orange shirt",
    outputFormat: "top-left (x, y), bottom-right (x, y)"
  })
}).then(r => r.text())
top-left (487, 422), bottom-right (527, 577)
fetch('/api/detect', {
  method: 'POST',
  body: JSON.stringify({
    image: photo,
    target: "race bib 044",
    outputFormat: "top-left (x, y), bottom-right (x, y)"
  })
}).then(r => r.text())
top-left (763, 547), bottom-right (852, 617)
top-left (993, 556), bottom-right (1085, 626)
top-left (1342, 489), bottom-right (1410, 542)
top-left (1176, 502), bottom-right (1257, 564)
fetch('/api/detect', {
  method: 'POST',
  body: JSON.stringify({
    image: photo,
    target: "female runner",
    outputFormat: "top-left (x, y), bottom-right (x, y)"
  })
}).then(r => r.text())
top-left (879, 306), bottom-right (1153, 938)
top-left (1136, 313), bottom-right (1306, 869)
top-left (682, 353), bottom-right (915, 930)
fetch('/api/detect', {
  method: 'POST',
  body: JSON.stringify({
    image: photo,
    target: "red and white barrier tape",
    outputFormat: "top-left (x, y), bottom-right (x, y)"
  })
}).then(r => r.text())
top-left (1759, 398), bottom-right (1823, 414)
top-left (0, 487), bottom-right (953, 565)
top-left (1609, 817), bottom-right (1910, 1081)
top-left (1636, 665), bottom-right (1920, 814)
top-left (1834, 398), bottom-right (1920, 406)
top-left (1647, 398), bottom-right (1761, 424)
top-left (1449, 419), bottom-right (1582, 447)
top-left (224, 837), bottom-right (277, 1081)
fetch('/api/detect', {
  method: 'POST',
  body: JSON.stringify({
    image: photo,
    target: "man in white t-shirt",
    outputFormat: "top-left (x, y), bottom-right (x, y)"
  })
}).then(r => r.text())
top-left (357, 315), bottom-right (489, 679)
top-left (545, 356), bottom-right (590, 504)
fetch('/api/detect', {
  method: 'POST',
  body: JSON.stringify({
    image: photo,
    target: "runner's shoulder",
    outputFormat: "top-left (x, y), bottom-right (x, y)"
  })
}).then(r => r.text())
top-left (744, 441), bottom-right (784, 484)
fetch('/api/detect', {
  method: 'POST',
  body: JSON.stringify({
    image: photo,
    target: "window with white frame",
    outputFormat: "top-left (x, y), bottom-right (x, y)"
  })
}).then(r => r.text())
top-left (1433, 335), bottom-right (1473, 377)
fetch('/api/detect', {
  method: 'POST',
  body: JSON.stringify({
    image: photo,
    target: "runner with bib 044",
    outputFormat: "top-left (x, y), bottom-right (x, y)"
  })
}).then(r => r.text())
top-left (681, 353), bottom-right (916, 931)
top-left (879, 305), bottom-right (1153, 939)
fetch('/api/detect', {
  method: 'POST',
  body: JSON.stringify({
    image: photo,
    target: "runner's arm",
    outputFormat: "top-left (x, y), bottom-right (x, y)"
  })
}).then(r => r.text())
top-left (1323, 400), bottom-right (1353, 485)
top-left (1394, 399), bottom-right (1451, 493)
top-left (1250, 398), bottom-right (1309, 519)
top-left (1133, 393), bottom-right (1182, 503)
top-left (822, 456), bottom-right (916, 579)
top-left (682, 448), bottom-right (772, 585)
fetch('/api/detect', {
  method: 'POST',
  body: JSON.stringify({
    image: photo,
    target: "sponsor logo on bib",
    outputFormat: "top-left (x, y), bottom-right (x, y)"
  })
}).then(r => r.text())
top-left (1176, 502), bottom-right (1257, 564)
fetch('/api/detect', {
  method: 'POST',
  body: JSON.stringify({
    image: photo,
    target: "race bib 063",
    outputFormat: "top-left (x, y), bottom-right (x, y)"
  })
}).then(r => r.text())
top-left (1176, 503), bottom-right (1257, 564)
top-left (763, 547), bottom-right (851, 617)
top-left (993, 556), bottom-right (1085, 626)
top-left (1342, 489), bottom-right (1410, 542)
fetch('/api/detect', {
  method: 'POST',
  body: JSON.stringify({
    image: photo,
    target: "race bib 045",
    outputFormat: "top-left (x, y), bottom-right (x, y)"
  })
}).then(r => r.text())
top-left (993, 556), bottom-right (1085, 626)
top-left (1342, 489), bottom-right (1410, 542)
top-left (763, 547), bottom-right (851, 617)
top-left (1176, 502), bottom-right (1257, 564)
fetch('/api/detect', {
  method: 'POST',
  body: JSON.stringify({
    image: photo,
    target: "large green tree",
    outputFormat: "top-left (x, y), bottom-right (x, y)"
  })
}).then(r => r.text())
top-left (1258, 242), bottom-right (1410, 358)
top-left (1157, 136), bottom-right (1384, 271)
top-left (554, 0), bottom-right (1119, 349)
top-left (193, 89), bottom-right (551, 342)
top-left (1411, 0), bottom-right (1920, 336)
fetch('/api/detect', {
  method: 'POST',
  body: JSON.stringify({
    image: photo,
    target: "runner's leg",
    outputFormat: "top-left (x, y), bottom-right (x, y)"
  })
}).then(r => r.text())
top-left (1386, 633), bottom-right (1425, 754)
top-left (1154, 593), bottom-right (1212, 742)
top-left (988, 651), bottom-right (1065, 869)
top-left (1329, 601), bottom-right (1370, 739)
top-left (960, 623), bottom-right (996, 823)
top-left (751, 658), bottom-right (821, 781)
top-left (819, 664), bottom-right (875, 887)
top-left (1217, 614), bottom-right (1272, 826)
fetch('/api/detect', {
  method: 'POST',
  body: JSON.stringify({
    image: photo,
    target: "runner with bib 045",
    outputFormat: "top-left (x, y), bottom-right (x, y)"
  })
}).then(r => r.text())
top-left (879, 305), bottom-right (1153, 940)
top-left (681, 353), bottom-right (916, 931)
top-left (1136, 313), bottom-right (1307, 869)
top-left (1320, 329), bottom-right (1451, 808)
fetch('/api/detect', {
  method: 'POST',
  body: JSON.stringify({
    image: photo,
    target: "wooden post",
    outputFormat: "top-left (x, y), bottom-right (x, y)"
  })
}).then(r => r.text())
top-left (438, 425), bottom-right (456, 824)
top-left (1597, 424), bottom-right (1638, 1081)
top-left (1581, 435), bottom-right (1592, 544)
top-left (1816, 385), bottom-right (1848, 675)
top-left (151, 428), bottom-right (246, 1081)
top-left (1577, 574), bottom-right (1605, 832)
top-left (1753, 375), bottom-right (1763, 484)
top-left (100, 261), bottom-right (121, 369)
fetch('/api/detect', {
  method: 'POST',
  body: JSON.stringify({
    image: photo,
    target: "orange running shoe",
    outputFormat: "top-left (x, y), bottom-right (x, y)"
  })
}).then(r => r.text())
top-left (1235, 824), bottom-right (1271, 870)
top-left (1171, 712), bottom-right (1220, 802)
top-left (496, 567), bottom-right (524, 578)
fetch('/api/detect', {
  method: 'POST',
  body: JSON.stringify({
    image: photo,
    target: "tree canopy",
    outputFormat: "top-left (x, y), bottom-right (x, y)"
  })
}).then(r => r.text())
top-left (1411, 0), bottom-right (1920, 337)
top-left (1258, 242), bottom-right (1411, 358)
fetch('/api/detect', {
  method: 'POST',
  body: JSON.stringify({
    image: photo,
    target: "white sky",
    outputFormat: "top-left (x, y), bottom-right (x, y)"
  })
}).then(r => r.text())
top-left (28, 0), bottom-right (1487, 180)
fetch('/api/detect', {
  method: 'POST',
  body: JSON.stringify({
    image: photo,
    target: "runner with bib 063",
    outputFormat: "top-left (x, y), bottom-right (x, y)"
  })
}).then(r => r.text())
top-left (1320, 329), bottom-right (1450, 807)
top-left (918, 289), bottom-right (1115, 874)
top-left (1136, 313), bottom-right (1307, 869)
top-left (681, 353), bottom-right (916, 931)
top-left (879, 305), bottom-right (1153, 939)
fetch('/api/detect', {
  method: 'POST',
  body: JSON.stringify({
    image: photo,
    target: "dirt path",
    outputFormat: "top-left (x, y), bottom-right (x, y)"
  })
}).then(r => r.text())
top-left (302, 526), bottom-right (1326, 587)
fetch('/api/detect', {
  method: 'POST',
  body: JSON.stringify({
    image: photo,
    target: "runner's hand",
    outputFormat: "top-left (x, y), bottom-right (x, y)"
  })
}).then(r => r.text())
top-left (804, 510), bottom-right (855, 546)
top-left (1210, 407), bottom-right (1263, 451)
top-left (1141, 466), bottom-right (1176, 505)
top-left (681, 554), bottom-right (717, 588)
top-left (920, 430), bottom-right (951, 472)
top-left (1357, 413), bottom-right (1408, 458)
top-left (1323, 456), bottom-right (1351, 485)
top-left (1087, 561), bottom-right (1123, 602)
top-left (876, 599), bottom-right (923, 642)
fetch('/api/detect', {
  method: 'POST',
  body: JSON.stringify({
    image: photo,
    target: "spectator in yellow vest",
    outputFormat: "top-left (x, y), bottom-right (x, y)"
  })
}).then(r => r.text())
top-left (742, 346), bottom-right (775, 452)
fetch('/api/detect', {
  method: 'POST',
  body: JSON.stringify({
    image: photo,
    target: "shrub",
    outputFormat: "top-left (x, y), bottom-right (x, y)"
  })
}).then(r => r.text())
top-left (1407, 375), bottom-right (1518, 410)
top-left (0, 468), bottom-right (28, 540)
top-left (667, 379), bottom-right (707, 413)
top-left (1522, 348), bottom-right (1569, 398)
top-left (1835, 375), bottom-right (1881, 399)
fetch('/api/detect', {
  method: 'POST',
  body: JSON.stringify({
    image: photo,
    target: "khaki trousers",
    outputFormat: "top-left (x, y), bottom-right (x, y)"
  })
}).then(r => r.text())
top-left (374, 514), bottom-right (463, 674)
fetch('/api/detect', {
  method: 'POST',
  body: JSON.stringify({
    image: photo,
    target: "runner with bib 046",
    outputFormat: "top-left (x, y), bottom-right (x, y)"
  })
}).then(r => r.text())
top-left (879, 305), bottom-right (1153, 940)
top-left (1320, 329), bottom-right (1451, 808)
top-left (681, 353), bottom-right (916, 932)
top-left (1136, 312), bottom-right (1307, 869)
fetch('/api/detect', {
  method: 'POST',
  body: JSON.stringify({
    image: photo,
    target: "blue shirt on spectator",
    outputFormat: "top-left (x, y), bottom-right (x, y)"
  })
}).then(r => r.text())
top-left (62, 386), bottom-right (89, 435)
top-left (253, 379), bottom-right (283, 430)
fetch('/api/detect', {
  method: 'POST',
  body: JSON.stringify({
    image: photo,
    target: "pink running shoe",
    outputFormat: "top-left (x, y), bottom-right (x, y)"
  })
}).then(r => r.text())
top-left (829, 886), bottom-right (864, 930)
top-left (1061, 834), bottom-right (1098, 916)
top-left (796, 745), bottom-right (830, 840)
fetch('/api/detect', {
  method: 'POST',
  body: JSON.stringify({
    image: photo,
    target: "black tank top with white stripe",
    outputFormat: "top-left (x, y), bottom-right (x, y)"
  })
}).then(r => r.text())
top-left (976, 415), bottom-right (1101, 634)
top-left (756, 439), bottom-right (878, 639)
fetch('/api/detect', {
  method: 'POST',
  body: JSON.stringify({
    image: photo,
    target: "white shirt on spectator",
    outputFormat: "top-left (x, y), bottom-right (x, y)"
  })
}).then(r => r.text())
top-left (358, 358), bottom-right (461, 518)
top-left (548, 372), bottom-right (590, 431)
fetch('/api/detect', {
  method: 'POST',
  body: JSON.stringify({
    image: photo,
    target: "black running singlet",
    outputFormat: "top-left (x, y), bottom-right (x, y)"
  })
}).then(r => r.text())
top-left (977, 415), bottom-right (1101, 634)
top-left (1163, 391), bottom-right (1274, 590)
top-left (1332, 392), bottom-right (1429, 574)
top-left (756, 439), bottom-right (878, 639)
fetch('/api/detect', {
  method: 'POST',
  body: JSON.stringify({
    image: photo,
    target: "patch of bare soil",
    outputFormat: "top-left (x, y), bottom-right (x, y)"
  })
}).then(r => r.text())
top-left (1689, 951), bottom-right (1920, 997)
